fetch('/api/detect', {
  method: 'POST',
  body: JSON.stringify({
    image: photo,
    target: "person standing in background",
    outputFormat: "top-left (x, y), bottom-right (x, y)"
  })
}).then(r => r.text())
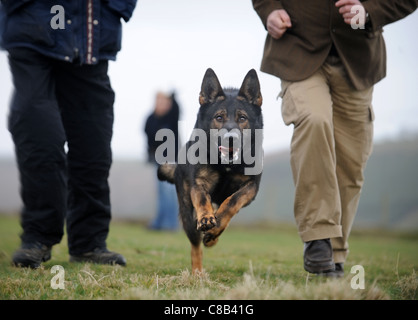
top-left (144, 91), bottom-right (180, 231)
top-left (252, 0), bottom-right (417, 276)
top-left (0, 0), bottom-right (137, 268)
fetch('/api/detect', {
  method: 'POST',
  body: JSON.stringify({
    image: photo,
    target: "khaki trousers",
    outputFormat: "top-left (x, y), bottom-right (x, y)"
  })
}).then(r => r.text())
top-left (279, 56), bottom-right (374, 263)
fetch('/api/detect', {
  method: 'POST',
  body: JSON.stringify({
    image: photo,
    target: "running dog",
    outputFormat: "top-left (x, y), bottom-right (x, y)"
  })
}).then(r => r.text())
top-left (158, 68), bottom-right (263, 273)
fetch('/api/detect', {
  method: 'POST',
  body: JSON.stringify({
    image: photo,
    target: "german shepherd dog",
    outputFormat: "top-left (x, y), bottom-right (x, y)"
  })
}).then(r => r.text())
top-left (158, 68), bottom-right (263, 273)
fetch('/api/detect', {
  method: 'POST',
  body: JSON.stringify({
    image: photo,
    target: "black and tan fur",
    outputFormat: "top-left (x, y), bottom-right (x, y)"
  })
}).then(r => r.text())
top-left (158, 68), bottom-right (263, 273)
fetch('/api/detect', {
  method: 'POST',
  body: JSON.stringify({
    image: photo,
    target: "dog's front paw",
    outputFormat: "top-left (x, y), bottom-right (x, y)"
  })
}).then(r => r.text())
top-left (203, 230), bottom-right (221, 247)
top-left (197, 215), bottom-right (217, 232)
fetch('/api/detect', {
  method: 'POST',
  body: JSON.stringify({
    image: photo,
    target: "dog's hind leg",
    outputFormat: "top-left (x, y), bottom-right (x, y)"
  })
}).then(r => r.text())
top-left (186, 224), bottom-right (203, 273)
top-left (179, 200), bottom-right (203, 273)
top-left (191, 243), bottom-right (203, 274)
top-left (185, 216), bottom-right (203, 273)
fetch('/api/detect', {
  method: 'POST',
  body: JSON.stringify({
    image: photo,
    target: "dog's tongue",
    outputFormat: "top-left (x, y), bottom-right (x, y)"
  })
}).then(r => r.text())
top-left (219, 146), bottom-right (240, 163)
top-left (219, 146), bottom-right (233, 154)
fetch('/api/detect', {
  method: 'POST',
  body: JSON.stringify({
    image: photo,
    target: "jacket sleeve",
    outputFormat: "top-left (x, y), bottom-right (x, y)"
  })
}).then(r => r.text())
top-left (362, 0), bottom-right (418, 31)
top-left (105, 0), bottom-right (137, 22)
top-left (252, 0), bottom-right (284, 29)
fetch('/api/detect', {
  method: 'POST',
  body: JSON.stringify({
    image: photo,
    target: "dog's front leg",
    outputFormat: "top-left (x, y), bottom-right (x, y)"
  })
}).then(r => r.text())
top-left (203, 181), bottom-right (258, 247)
top-left (191, 185), bottom-right (217, 231)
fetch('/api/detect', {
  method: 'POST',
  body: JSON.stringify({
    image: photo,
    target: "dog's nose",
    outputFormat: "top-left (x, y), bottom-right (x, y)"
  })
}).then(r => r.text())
top-left (223, 131), bottom-right (239, 140)
top-left (222, 130), bottom-right (240, 146)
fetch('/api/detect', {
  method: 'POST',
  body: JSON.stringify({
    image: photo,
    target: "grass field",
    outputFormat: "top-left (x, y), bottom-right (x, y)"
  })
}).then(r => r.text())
top-left (0, 214), bottom-right (416, 300)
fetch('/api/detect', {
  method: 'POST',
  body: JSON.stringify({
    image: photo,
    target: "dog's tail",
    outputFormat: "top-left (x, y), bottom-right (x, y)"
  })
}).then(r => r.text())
top-left (157, 163), bottom-right (177, 184)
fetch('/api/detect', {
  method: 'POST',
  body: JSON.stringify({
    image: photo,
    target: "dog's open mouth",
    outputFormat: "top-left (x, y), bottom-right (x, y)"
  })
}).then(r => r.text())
top-left (219, 145), bottom-right (240, 163)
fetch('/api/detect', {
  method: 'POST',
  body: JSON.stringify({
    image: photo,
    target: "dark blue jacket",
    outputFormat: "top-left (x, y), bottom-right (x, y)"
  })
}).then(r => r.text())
top-left (0, 0), bottom-right (137, 64)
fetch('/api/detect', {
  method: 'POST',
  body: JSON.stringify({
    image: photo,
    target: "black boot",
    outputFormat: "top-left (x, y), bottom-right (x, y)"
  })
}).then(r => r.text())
top-left (70, 247), bottom-right (126, 266)
top-left (324, 262), bottom-right (345, 278)
top-left (304, 239), bottom-right (335, 274)
top-left (12, 242), bottom-right (52, 268)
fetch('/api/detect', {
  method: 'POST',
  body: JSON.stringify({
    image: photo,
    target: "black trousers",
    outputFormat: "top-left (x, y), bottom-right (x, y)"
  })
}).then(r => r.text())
top-left (8, 48), bottom-right (115, 255)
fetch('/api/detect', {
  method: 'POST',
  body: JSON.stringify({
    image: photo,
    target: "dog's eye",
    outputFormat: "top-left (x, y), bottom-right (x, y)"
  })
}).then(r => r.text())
top-left (215, 115), bottom-right (223, 122)
top-left (238, 115), bottom-right (247, 123)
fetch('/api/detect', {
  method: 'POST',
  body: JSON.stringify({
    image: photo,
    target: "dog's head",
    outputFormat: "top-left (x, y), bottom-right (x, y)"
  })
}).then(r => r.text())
top-left (197, 68), bottom-right (263, 165)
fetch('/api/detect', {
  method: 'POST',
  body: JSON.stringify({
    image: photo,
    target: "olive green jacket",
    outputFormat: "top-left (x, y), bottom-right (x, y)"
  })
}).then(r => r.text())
top-left (252, 0), bottom-right (417, 90)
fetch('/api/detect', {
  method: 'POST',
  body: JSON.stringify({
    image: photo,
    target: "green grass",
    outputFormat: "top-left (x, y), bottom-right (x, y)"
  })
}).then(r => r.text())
top-left (0, 214), bottom-right (416, 300)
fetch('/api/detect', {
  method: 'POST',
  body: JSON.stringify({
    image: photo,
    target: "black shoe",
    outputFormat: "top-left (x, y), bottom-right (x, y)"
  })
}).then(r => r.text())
top-left (70, 247), bottom-right (126, 266)
top-left (335, 262), bottom-right (344, 274)
top-left (322, 262), bottom-right (345, 278)
top-left (12, 242), bottom-right (52, 268)
top-left (304, 239), bottom-right (335, 274)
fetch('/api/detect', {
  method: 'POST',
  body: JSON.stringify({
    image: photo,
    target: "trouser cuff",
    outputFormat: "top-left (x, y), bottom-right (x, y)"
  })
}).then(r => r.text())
top-left (333, 249), bottom-right (349, 263)
top-left (299, 225), bottom-right (342, 243)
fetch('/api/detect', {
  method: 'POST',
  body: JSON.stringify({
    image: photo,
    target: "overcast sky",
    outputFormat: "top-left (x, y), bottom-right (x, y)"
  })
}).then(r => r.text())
top-left (0, 1), bottom-right (417, 160)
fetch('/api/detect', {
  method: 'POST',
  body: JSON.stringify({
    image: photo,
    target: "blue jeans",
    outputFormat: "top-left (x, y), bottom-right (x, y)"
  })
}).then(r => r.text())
top-left (149, 175), bottom-right (179, 230)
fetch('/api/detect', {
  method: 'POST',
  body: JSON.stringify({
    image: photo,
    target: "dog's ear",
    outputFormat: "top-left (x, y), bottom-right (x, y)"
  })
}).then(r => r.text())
top-left (199, 68), bottom-right (225, 106)
top-left (237, 69), bottom-right (262, 107)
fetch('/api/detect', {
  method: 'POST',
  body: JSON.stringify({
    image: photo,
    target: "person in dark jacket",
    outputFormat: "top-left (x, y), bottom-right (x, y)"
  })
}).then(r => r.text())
top-left (144, 91), bottom-right (180, 231)
top-left (252, 0), bottom-right (417, 277)
top-left (0, 0), bottom-right (137, 268)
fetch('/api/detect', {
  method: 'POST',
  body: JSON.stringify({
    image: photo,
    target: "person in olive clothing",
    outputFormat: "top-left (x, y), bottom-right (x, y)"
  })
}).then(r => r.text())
top-left (252, 0), bottom-right (417, 276)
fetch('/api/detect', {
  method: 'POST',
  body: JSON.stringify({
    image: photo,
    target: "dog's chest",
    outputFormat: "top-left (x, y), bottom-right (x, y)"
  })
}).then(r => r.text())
top-left (210, 171), bottom-right (250, 204)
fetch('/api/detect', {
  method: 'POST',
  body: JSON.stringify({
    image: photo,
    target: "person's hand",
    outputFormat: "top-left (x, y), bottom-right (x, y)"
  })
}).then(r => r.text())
top-left (266, 9), bottom-right (292, 40)
top-left (335, 0), bottom-right (367, 25)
